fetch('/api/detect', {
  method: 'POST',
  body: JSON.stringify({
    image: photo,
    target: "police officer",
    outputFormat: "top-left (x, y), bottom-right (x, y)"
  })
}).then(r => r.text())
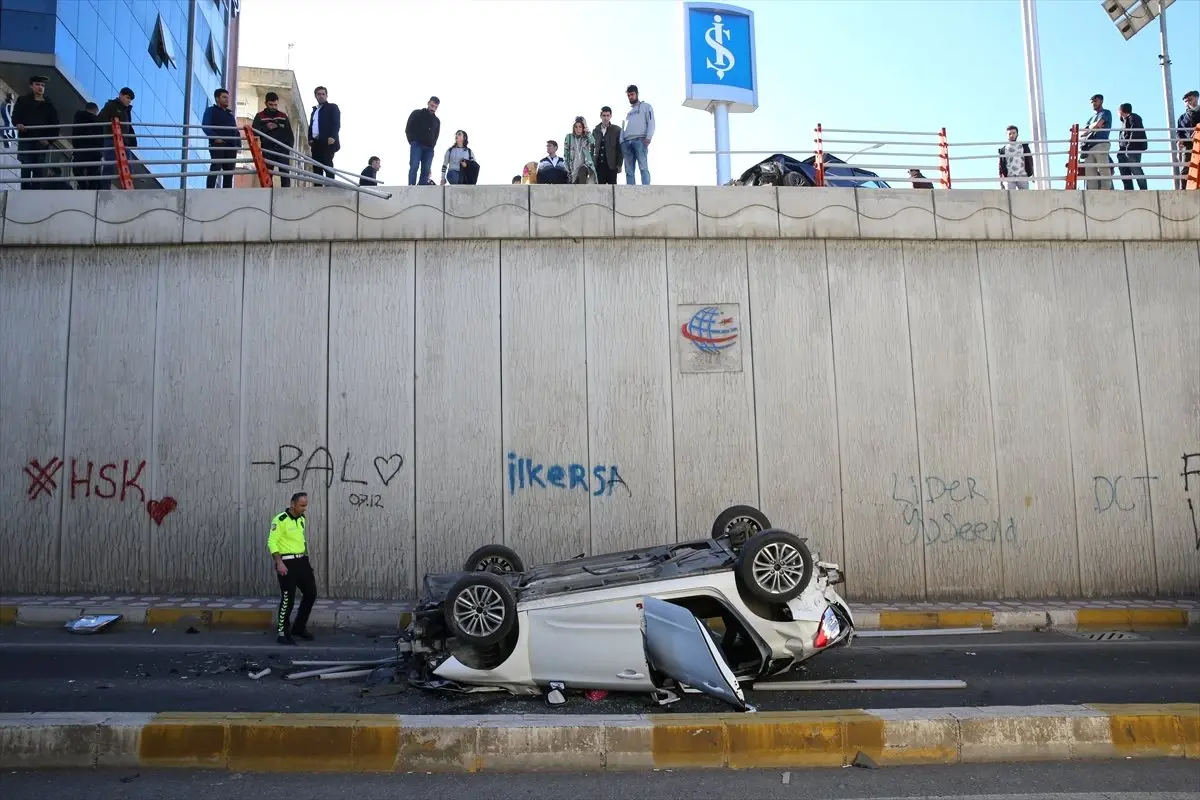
top-left (268, 491), bottom-right (317, 645)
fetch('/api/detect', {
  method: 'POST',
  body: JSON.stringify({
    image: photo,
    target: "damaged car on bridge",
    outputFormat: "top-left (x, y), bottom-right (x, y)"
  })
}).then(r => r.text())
top-left (395, 506), bottom-right (855, 712)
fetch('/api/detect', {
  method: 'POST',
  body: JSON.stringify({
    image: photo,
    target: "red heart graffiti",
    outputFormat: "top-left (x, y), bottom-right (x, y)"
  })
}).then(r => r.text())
top-left (147, 496), bottom-right (178, 525)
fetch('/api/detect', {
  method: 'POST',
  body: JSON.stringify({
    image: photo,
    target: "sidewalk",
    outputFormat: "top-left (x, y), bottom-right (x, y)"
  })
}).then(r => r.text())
top-left (2, 593), bottom-right (1196, 633)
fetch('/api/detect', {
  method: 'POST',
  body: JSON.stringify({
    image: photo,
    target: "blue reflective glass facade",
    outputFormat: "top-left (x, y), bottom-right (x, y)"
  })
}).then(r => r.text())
top-left (0, 0), bottom-right (234, 187)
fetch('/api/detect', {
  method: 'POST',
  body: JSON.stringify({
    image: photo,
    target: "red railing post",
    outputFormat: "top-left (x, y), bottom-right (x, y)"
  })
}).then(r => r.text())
top-left (1186, 123), bottom-right (1200, 190)
top-left (243, 123), bottom-right (272, 188)
top-left (1065, 124), bottom-right (1080, 190)
top-left (937, 127), bottom-right (951, 189)
top-left (814, 123), bottom-right (826, 187)
top-left (110, 116), bottom-right (134, 190)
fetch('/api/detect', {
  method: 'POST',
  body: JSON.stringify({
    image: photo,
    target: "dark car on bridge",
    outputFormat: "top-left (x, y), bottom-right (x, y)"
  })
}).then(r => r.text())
top-left (730, 152), bottom-right (890, 189)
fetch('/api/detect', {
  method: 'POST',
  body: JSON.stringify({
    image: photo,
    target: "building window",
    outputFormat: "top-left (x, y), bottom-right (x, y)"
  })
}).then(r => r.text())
top-left (205, 33), bottom-right (220, 72)
top-left (148, 13), bottom-right (177, 68)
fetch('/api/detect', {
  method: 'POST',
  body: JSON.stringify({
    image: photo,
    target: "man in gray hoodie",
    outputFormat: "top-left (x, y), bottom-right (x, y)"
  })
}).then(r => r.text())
top-left (620, 84), bottom-right (654, 185)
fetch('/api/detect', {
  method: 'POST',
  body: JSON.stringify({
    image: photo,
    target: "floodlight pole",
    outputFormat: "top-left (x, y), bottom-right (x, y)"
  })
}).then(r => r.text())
top-left (1020, 0), bottom-right (1051, 189)
top-left (1157, 6), bottom-right (1178, 184)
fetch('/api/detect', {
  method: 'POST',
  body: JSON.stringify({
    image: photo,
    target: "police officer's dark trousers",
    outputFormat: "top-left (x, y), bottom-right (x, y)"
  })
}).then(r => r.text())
top-left (276, 555), bottom-right (317, 635)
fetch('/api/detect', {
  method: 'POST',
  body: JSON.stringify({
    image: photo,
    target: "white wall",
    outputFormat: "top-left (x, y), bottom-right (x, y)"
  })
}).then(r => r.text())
top-left (1, 186), bottom-right (1197, 601)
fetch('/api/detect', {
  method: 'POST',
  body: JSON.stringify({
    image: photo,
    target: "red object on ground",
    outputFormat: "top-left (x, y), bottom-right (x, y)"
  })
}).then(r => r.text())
top-left (584, 690), bottom-right (608, 701)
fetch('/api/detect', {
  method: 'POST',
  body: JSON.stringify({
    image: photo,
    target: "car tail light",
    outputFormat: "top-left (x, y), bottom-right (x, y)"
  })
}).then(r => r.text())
top-left (813, 607), bottom-right (841, 649)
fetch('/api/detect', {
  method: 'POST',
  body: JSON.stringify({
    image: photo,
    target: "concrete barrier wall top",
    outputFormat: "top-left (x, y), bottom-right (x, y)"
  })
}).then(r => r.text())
top-left (2, 186), bottom-right (1198, 245)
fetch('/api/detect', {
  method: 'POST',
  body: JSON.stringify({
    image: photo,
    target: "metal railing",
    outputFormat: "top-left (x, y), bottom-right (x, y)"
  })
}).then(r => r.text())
top-left (692, 123), bottom-right (1200, 191)
top-left (0, 120), bottom-right (392, 199)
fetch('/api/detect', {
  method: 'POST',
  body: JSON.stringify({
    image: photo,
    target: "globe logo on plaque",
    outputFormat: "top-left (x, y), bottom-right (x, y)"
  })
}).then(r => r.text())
top-left (680, 306), bottom-right (739, 353)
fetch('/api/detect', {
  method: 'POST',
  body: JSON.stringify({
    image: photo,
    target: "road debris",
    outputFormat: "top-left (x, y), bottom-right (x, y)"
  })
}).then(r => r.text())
top-left (64, 614), bottom-right (122, 634)
top-left (249, 668), bottom-right (271, 680)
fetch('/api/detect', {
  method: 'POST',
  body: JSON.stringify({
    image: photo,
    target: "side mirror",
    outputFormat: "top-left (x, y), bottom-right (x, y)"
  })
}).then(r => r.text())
top-left (546, 681), bottom-right (566, 706)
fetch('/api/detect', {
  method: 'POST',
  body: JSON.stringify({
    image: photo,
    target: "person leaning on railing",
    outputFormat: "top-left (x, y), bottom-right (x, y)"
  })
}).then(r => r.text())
top-left (1176, 90), bottom-right (1199, 189)
top-left (96, 88), bottom-right (138, 187)
top-left (251, 91), bottom-right (295, 187)
top-left (10, 74), bottom-right (60, 190)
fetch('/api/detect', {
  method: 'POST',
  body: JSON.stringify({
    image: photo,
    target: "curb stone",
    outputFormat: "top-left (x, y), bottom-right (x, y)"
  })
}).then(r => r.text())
top-left (0, 603), bottom-right (1193, 634)
top-left (0, 704), bottom-right (1195, 772)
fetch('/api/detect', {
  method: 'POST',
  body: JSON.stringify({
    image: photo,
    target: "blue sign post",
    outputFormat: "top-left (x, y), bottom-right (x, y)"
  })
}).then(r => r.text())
top-left (682, 2), bottom-right (759, 185)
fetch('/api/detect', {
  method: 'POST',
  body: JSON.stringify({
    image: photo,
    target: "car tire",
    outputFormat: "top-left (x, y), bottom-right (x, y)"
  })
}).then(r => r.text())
top-left (711, 504), bottom-right (772, 551)
top-left (443, 572), bottom-right (517, 648)
top-left (782, 171), bottom-right (813, 187)
top-left (735, 528), bottom-right (814, 603)
top-left (463, 543), bottom-right (525, 574)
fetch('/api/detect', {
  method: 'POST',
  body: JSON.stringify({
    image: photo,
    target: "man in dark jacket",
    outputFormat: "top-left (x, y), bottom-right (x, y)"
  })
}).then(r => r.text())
top-left (405, 96), bottom-right (440, 185)
top-left (1176, 90), bottom-right (1199, 189)
top-left (11, 75), bottom-right (60, 190)
top-left (252, 91), bottom-right (295, 187)
top-left (71, 102), bottom-right (101, 188)
top-left (592, 105), bottom-right (623, 184)
top-left (307, 85), bottom-right (341, 184)
top-left (97, 87), bottom-right (137, 187)
top-left (201, 87), bottom-right (238, 188)
top-left (359, 156), bottom-right (381, 186)
top-left (1116, 103), bottom-right (1147, 191)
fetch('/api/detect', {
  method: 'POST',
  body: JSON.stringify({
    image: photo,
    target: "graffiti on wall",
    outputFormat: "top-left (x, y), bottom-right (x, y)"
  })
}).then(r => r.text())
top-left (1092, 473), bottom-right (1157, 515)
top-left (23, 456), bottom-right (177, 525)
top-left (1184, 452), bottom-right (1199, 551)
top-left (890, 472), bottom-right (1019, 548)
top-left (506, 452), bottom-right (630, 497)
top-left (250, 445), bottom-right (405, 509)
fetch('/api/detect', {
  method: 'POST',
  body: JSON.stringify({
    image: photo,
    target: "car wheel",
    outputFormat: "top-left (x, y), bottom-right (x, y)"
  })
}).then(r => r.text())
top-left (782, 171), bottom-right (813, 187)
top-left (711, 504), bottom-right (772, 551)
top-left (463, 543), bottom-right (525, 574)
top-left (443, 572), bottom-right (517, 648)
top-left (735, 529), bottom-right (814, 603)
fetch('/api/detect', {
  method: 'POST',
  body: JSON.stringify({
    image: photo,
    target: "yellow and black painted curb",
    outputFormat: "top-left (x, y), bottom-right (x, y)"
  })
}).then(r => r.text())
top-left (0, 603), bottom-right (1194, 633)
top-left (1, 704), bottom-right (1196, 772)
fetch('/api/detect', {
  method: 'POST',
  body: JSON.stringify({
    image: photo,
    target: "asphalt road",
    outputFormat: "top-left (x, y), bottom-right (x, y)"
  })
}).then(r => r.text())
top-left (3, 761), bottom-right (1199, 800)
top-left (1, 624), bottom-right (1197, 714)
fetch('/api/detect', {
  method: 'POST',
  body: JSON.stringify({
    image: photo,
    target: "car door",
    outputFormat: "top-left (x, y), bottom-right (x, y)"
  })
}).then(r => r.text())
top-left (640, 596), bottom-right (751, 712)
top-left (526, 597), bottom-right (655, 692)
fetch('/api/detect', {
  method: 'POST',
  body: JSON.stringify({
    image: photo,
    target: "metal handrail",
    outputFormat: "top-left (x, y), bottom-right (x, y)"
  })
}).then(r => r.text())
top-left (2, 119), bottom-right (393, 198)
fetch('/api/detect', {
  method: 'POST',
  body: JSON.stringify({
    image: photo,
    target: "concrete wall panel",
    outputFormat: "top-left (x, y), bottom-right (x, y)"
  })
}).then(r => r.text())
top-left (666, 240), bottom-right (759, 539)
top-left (241, 244), bottom-right (330, 597)
top-left (903, 242), bottom-right (1002, 599)
top-left (584, 240), bottom-right (675, 554)
top-left (0, 248), bottom-right (72, 593)
top-left (500, 242), bottom-right (590, 564)
top-left (151, 245), bottom-right (243, 594)
top-left (1125, 242), bottom-right (1200, 594)
top-left (827, 241), bottom-right (923, 601)
top-left (415, 241), bottom-right (502, 580)
top-left (977, 243), bottom-right (1078, 597)
top-left (747, 240), bottom-right (842, 564)
top-left (327, 242), bottom-right (416, 599)
top-left (1054, 243), bottom-right (1155, 596)
top-left (60, 248), bottom-right (159, 592)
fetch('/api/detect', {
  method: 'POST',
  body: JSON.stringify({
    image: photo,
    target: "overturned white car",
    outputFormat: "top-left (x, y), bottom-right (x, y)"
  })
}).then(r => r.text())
top-left (398, 506), bottom-right (855, 711)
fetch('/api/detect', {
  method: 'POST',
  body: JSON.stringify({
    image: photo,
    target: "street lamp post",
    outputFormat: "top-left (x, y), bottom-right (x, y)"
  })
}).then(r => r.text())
top-left (845, 143), bottom-right (882, 161)
top-left (1101, 0), bottom-right (1179, 186)
top-left (1020, 0), bottom-right (1051, 189)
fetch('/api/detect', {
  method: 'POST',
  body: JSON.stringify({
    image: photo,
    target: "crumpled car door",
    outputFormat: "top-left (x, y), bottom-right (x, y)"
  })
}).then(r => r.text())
top-left (640, 596), bottom-right (751, 711)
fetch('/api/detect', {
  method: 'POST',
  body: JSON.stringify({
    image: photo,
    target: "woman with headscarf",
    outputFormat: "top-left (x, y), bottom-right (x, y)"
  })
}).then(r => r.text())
top-left (440, 129), bottom-right (476, 185)
top-left (562, 116), bottom-right (597, 184)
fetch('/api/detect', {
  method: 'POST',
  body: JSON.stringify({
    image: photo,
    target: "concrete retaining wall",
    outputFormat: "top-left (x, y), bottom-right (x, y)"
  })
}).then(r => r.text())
top-left (1, 187), bottom-right (1197, 600)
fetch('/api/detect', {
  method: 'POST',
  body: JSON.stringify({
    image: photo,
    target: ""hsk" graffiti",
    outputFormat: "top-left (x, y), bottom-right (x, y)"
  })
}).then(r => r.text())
top-left (506, 452), bottom-right (630, 497)
top-left (22, 456), bottom-right (177, 524)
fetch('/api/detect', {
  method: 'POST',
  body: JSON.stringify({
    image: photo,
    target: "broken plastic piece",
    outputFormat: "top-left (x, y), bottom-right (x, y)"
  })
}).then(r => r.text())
top-left (64, 614), bottom-right (122, 634)
top-left (249, 668), bottom-right (271, 680)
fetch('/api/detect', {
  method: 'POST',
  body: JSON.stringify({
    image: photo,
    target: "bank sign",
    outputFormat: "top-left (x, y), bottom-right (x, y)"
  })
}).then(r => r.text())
top-left (682, 2), bottom-right (758, 112)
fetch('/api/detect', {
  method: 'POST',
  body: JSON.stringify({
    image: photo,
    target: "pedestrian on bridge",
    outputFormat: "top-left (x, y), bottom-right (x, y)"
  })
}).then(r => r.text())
top-left (268, 492), bottom-right (317, 645)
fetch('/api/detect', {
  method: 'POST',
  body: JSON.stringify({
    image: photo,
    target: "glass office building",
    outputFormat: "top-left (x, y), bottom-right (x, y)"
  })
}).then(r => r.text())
top-left (0, 0), bottom-right (239, 188)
